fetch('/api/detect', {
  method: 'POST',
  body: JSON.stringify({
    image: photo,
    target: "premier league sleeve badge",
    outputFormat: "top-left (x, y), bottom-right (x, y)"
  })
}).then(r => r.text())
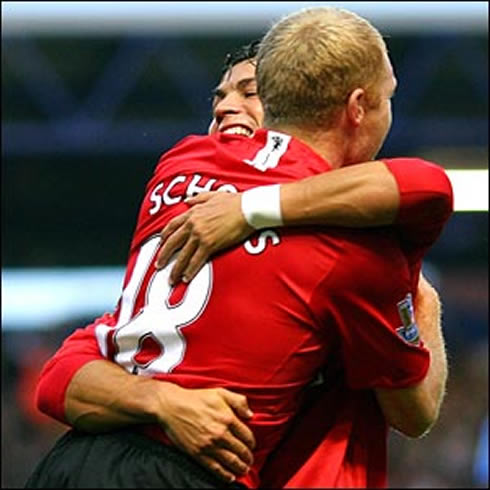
top-left (396, 293), bottom-right (421, 346)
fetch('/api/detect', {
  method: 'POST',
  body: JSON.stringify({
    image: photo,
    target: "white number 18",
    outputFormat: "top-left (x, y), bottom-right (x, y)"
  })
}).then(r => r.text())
top-left (109, 236), bottom-right (213, 375)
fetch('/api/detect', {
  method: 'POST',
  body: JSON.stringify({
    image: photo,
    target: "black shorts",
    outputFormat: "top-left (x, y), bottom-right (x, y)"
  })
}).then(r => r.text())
top-left (25, 428), bottom-right (247, 489)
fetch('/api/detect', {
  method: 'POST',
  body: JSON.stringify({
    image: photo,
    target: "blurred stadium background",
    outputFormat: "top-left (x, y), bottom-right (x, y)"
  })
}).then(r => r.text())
top-left (2, 2), bottom-right (488, 487)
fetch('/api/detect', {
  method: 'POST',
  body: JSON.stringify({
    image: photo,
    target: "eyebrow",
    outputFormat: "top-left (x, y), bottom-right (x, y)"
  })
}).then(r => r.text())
top-left (212, 77), bottom-right (257, 99)
top-left (236, 77), bottom-right (257, 90)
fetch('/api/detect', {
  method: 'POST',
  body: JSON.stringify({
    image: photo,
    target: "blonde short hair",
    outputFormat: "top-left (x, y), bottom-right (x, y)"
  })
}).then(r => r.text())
top-left (257, 6), bottom-right (388, 129)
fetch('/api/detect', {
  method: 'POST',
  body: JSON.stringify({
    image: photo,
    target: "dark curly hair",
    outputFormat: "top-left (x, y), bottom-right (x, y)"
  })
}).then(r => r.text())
top-left (220, 39), bottom-right (261, 77)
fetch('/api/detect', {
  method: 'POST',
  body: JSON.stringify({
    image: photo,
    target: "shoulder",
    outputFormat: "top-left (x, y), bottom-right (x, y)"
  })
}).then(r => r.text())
top-left (382, 157), bottom-right (453, 209)
top-left (381, 157), bottom-right (453, 239)
top-left (150, 134), bottom-right (219, 178)
top-left (320, 227), bottom-right (409, 292)
top-left (158, 134), bottom-right (215, 162)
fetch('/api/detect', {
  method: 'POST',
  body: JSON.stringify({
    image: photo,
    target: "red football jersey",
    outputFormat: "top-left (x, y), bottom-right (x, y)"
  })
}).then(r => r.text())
top-left (36, 129), bottom-right (453, 488)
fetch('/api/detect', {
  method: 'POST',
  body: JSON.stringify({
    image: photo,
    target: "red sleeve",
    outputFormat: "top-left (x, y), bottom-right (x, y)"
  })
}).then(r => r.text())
top-left (35, 312), bottom-right (117, 425)
top-left (312, 230), bottom-right (430, 390)
top-left (382, 158), bottom-right (454, 247)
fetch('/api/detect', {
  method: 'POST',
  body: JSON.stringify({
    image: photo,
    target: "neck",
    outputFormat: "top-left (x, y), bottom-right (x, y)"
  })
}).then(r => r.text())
top-left (270, 124), bottom-right (348, 169)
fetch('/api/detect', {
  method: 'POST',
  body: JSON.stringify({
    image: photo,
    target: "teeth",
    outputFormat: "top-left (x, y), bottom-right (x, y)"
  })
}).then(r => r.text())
top-left (222, 126), bottom-right (253, 137)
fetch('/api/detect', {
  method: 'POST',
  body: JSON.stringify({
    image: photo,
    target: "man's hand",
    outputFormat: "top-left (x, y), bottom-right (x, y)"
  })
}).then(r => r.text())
top-left (65, 360), bottom-right (255, 484)
top-left (157, 384), bottom-right (255, 483)
top-left (155, 192), bottom-right (254, 285)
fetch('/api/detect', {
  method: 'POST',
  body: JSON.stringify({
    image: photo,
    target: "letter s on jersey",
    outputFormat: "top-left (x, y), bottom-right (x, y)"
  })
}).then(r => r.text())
top-left (149, 183), bottom-right (165, 215)
top-left (244, 230), bottom-right (281, 255)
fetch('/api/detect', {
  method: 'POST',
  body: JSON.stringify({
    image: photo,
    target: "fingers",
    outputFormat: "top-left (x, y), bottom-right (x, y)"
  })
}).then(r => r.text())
top-left (198, 452), bottom-right (241, 484)
top-left (228, 418), bottom-right (256, 454)
top-left (155, 226), bottom-right (188, 271)
top-left (220, 389), bottom-right (254, 420)
top-left (157, 192), bottom-right (230, 273)
top-left (184, 192), bottom-right (216, 206)
top-left (210, 445), bottom-right (251, 476)
top-left (218, 390), bottom-right (255, 452)
top-left (165, 426), bottom-right (250, 483)
top-left (194, 426), bottom-right (254, 483)
top-left (200, 430), bottom-right (254, 481)
top-left (177, 247), bottom-right (211, 284)
top-left (168, 239), bottom-right (198, 285)
top-left (157, 214), bottom-right (214, 281)
top-left (159, 213), bottom-right (186, 244)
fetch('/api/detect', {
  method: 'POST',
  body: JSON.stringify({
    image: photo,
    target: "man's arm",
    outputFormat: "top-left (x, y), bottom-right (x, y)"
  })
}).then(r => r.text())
top-left (65, 359), bottom-right (255, 482)
top-left (36, 319), bottom-right (255, 483)
top-left (375, 273), bottom-right (448, 437)
top-left (156, 158), bottom-right (452, 285)
top-left (259, 273), bottom-right (445, 488)
top-left (281, 160), bottom-right (399, 226)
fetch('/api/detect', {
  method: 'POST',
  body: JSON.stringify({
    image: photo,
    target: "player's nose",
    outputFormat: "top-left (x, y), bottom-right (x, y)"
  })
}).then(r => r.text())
top-left (214, 92), bottom-right (244, 121)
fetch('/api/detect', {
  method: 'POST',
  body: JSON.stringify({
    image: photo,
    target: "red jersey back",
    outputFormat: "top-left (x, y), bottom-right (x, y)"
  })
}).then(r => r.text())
top-left (93, 130), bottom-right (432, 487)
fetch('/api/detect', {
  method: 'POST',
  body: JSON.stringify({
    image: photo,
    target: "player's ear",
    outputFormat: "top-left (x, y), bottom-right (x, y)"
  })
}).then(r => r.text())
top-left (346, 88), bottom-right (365, 127)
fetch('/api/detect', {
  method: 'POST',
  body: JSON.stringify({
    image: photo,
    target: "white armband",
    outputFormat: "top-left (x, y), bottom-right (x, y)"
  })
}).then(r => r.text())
top-left (240, 184), bottom-right (283, 229)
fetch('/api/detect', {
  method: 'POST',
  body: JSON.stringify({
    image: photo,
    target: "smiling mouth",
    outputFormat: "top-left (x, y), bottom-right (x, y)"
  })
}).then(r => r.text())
top-left (220, 126), bottom-right (254, 137)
